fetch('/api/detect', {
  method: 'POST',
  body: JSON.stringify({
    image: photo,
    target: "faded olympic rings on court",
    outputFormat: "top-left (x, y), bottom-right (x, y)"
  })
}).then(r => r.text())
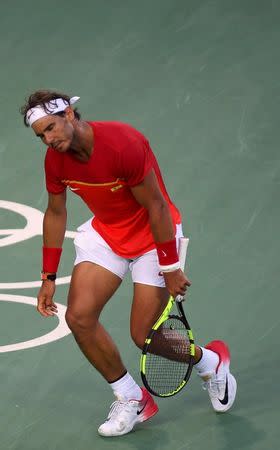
top-left (0, 294), bottom-right (71, 352)
top-left (0, 200), bottom-right (75, 351)
top-left (0, 200), bottom-right (76, 289)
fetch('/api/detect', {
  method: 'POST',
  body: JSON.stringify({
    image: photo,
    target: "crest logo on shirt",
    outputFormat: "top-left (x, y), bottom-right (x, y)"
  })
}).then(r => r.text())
top-left (111, 185), bottom-right (123, 192)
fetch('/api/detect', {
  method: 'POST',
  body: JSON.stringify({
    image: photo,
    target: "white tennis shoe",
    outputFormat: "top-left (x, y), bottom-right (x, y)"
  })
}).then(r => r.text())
top-left (200, 340), bottom-right (237, 413)
top-left (98, 387), bottom-right (158, 437)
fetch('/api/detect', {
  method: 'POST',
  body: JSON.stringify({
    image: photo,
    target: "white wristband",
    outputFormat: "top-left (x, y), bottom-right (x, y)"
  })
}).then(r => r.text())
top-left (158, 261), bottom-right (180, 273)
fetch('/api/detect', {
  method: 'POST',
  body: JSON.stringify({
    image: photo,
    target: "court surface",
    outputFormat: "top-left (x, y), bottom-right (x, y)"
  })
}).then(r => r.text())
top-left (0, 1), bottom-right (279, 449)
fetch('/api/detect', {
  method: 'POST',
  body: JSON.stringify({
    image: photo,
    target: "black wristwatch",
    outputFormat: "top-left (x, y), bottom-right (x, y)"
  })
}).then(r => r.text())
top-left (41, 272), bottom-right (57, 281)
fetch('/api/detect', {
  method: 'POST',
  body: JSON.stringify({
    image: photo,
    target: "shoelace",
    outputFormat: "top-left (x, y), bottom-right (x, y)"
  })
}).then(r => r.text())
top-left (106, 400), bottom-right (136, 421)
top-left (202, 377), bottom-right (226, 397)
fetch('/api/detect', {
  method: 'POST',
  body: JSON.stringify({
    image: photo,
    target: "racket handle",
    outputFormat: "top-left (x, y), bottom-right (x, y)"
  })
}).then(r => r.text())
top-left (177, 237), bottom-right (189, 302)
top-left (178, 237), bottom-right (189, 271)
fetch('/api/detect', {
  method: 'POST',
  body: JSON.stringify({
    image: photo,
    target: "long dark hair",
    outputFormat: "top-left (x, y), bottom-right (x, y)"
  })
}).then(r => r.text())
top-left (20, 89), bottom-right (81, 126)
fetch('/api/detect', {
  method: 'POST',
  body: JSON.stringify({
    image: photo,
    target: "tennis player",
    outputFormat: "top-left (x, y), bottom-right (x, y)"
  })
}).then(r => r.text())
top-left (20, 90), bottom-right (237, 437)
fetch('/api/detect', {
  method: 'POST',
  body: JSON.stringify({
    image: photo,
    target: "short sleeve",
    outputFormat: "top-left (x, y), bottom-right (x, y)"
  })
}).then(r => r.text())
top-left (118, 136), bottom-right (154, 186)
top-left (44, 148), bottom-right (66, 194)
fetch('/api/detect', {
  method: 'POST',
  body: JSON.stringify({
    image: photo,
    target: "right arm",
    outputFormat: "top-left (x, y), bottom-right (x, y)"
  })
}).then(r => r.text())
top-left (37, 191), bottom-right (67, 317)
top-left (43, 191), bottom-right (67, 247)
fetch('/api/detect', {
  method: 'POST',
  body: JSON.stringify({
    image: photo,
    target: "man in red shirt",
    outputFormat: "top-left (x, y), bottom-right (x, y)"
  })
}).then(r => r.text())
top-left (20, 90), bottom-right (237, 437)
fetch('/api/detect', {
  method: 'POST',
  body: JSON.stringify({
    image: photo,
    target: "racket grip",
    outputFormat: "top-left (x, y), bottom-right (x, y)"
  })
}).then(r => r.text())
top-left (178, 237), bottom-right (189, 271)
top-left (176, 237), bottom-right (189, 302)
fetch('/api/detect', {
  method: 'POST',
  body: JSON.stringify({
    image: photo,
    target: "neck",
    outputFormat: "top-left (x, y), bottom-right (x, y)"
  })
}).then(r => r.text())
top-left (69, 121), bottom-right (94, 161)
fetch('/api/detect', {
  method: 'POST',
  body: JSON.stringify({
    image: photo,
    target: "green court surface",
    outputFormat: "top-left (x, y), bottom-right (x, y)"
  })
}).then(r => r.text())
top-left (0, 0), bottom-right (279, 448)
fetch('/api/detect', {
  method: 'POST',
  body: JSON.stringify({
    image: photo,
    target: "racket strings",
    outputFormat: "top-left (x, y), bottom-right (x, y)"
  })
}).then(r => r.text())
top-left (145, 317), bottom-right (192, 395)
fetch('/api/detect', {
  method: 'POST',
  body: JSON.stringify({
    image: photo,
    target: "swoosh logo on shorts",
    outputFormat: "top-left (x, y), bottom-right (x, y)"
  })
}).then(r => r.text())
top-left (69, 187), bottom-right (80, 191)
top-left (218, 376), bottom-right (229, 405)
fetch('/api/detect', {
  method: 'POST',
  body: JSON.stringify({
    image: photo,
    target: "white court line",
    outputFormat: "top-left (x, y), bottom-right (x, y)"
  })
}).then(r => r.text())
top-left (0, 200), bottom-right (76, 288)
top-left (0, 276), bottom-right (71, 289)
top-left (0, 294), bottom-right (71, 353)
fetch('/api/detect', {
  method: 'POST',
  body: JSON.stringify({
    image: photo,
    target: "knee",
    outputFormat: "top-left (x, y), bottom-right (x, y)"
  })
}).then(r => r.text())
top-left (130, 328), bottom-right (146, 350)
top-left (65, 308), bottom-right (97, 334)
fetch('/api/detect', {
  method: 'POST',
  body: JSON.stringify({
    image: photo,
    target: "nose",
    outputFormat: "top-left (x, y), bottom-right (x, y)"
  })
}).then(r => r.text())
top-left (44, 132), bottom-right (53, 146)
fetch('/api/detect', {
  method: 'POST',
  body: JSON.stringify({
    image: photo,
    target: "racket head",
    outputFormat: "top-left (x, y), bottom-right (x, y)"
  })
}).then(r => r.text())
top-left (140, 307), bottom-right (195, 398)
top-left (140, 236), bottom-right (194, 398)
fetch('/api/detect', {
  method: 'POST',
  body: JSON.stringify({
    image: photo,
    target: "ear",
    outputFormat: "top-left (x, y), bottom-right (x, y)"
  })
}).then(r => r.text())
top-left (64, 106), bottom-right (75, 122)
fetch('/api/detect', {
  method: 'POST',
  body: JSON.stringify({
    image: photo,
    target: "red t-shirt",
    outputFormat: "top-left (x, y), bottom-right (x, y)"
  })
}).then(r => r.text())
top-left (45, 121), bottom-right (181, 257)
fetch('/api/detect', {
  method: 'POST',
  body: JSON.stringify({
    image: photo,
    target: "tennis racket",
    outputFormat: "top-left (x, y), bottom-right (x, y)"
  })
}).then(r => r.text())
top-left (140, 237), bottom-right (195, 398)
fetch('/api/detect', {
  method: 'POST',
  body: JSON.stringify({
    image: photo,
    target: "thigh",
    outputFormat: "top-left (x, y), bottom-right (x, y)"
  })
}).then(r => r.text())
top-left (74, 219), bottom-right (129, 279)
top-left (67, 262), bottom-right (122, 320)
top-left (130, 283), bottom-right (170, 347)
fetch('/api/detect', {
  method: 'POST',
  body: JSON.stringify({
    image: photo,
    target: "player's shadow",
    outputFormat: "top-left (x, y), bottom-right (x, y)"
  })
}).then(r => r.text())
top-left (216, 413), bottom-right (265, 450)
top-left (124, 427), bottom-right (169, 450)
top-left (98, 423), bottom-right (169, 450)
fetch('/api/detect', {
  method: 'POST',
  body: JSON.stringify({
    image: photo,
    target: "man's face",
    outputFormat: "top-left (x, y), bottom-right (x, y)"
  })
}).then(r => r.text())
top-left (32, 108), bottom-right (75, 152)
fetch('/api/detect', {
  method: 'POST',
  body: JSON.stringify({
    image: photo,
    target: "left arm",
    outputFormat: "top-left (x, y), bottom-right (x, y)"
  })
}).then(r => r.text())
top-left (131, 170), bottom-right (191, 297)
top-left (131, 170), bottom-right (174, 243)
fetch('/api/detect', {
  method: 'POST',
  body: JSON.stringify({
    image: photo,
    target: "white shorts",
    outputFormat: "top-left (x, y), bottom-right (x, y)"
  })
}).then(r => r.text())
top-left (74, 219), bottom-right (184, 288)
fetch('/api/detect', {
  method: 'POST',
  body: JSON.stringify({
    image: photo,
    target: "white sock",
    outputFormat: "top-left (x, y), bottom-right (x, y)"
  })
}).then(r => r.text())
top-left (109, 372), bottom-right (142, 401)
top-left (194, 347), bottom-right (219, 377)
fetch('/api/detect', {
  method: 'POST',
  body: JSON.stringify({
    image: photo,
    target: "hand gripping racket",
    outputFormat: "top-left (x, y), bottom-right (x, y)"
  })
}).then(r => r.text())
top-left (140, 237), bottom-right (195, 397)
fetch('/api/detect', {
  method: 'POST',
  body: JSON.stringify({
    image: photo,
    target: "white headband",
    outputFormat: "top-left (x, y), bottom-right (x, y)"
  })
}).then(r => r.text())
top-left (26, 96), bottom-right (80, 126)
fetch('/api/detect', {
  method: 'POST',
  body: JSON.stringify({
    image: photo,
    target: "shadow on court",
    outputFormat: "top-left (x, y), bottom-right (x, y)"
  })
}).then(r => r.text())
top-left (216, 415), bottom-right (265, 450)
